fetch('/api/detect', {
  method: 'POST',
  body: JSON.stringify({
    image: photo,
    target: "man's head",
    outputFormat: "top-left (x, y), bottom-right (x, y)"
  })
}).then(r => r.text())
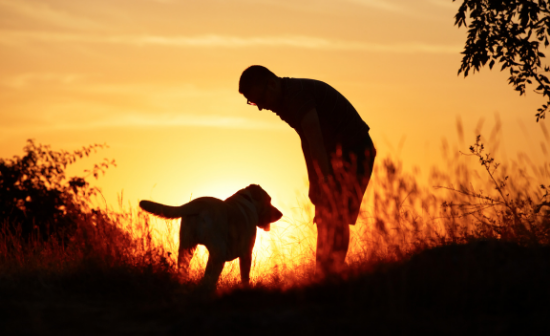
top-left (239, 65), bottom-right (280, 111)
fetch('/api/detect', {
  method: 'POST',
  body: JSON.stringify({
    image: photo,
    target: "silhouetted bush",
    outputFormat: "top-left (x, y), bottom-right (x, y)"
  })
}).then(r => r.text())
top-left (0, 139), bottom-right (115, 240)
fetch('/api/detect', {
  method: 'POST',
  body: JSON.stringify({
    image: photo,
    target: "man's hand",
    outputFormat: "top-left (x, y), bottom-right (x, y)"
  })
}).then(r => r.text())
top-left (301, 108), bottom-right (330, 178)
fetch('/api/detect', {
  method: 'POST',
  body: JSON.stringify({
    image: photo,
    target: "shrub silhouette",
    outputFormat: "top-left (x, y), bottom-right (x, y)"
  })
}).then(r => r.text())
top-left (0, 139), bottom-right (115, 240)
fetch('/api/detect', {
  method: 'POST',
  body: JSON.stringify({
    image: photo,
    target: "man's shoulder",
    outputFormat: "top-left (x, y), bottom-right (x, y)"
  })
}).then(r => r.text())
top-left (274, 78), bottom-right (318, 125)
top-left (283, 77), bottom-right (327, 87)
top-left (282, 77), bottom-right (333, 97)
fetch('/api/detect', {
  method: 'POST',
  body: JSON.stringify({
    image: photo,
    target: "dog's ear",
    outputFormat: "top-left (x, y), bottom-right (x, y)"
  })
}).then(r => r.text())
top-left (245, 184), bottom-right (265, 200)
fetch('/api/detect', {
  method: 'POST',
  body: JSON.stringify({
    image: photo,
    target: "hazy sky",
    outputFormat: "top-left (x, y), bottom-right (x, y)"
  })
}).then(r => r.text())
top-left (1, 0), bottom-right (548, 215)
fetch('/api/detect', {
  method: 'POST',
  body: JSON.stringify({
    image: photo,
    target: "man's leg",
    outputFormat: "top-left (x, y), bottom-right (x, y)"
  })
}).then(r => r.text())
top-left (314, 139), bottom-right (375, 277)
top-left (315, 208), bottom-right (350, 277)
top-left (332, 219), bottom-right (350, 268)
top-left (315, 218), bottom-right (332, 278)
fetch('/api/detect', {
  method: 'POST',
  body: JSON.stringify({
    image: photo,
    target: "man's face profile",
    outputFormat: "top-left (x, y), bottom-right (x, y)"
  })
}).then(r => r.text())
top-left (244, 78), bottom-right (277, 111)
top-left (245, 84), bottom-right (268, 111)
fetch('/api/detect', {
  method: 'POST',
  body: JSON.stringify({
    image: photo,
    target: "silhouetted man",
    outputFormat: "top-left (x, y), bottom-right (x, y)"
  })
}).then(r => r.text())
top-left (239, 65), bottom-right (376, 277)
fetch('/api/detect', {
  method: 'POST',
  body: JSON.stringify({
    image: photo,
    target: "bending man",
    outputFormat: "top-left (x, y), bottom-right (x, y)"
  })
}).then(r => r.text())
top-left (239, 65), bottom-right (376, 276)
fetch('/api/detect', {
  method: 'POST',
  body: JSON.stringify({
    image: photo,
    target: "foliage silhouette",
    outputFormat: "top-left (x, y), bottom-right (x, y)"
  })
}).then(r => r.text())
top-left (454, 0), bottom-right (550, 121)
top-left (0, 139), bottom-right (115, 240)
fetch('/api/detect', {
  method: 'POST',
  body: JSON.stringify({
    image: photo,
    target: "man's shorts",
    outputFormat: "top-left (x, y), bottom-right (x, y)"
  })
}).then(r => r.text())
top-left (311, 133), bottom-right (376, 225)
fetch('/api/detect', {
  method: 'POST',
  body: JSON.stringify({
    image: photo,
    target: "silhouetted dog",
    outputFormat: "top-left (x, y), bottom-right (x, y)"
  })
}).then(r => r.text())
top-left (139, 184), bottom-right (282, 290)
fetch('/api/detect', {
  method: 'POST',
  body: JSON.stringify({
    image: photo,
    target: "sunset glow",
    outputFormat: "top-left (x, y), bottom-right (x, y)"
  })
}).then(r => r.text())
top-left (2, 0), bottom-right (549, 277)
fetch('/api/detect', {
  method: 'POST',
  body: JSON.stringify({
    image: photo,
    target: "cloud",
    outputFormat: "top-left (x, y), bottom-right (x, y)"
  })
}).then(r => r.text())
top-left (1, 73), bottom-right (87, 89)
top-left (425, 0), bottom-right (461, 9)
top-left (345, 0), bottom-right (404, 12)
top-left (0, 31), bottom-right (461, 54)
top-left (0, 0), bottom-right (104, 30)
top-left (0, 114), bottom-right (287, 132)
top-left (97, 114), bottom-right (286, 130)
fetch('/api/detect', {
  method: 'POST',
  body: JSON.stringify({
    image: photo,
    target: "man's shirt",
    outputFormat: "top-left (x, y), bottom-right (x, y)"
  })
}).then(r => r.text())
top-left (272, 77), bottom-right (370, 154)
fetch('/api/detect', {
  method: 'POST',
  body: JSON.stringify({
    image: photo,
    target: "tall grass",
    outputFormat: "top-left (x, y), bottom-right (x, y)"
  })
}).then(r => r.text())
top-left (242, 126), bottom-right (550, 286)
top-left (0, 208), bottom-right (183, 301)
top-left (192, 125), bottom-right (549, 288)
top-left (1, 126), bottom-right (549, 295)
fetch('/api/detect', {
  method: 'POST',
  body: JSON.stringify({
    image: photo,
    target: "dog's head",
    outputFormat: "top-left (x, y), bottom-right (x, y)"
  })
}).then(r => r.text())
top-left (243, 184), bottom-right (282, 231)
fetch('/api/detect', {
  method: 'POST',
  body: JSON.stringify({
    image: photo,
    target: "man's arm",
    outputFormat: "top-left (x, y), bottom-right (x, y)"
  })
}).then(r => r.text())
top-left (301, 108), bottom-right (330, 178)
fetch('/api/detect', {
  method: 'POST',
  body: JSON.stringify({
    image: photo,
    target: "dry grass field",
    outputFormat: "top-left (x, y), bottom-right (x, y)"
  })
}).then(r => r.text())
top-left (1, 132), bottom-right (550, 335)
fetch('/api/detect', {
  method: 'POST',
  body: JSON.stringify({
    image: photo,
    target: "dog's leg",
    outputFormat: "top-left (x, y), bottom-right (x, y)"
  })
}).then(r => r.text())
top-left (178, 215), bottom-right (198, 280)
top-left (239, 254), bottom-right (252, 286)
top-left (178, 245), bottom-right (196, 279)
top-left (201, 256), bottom-right (225, 291)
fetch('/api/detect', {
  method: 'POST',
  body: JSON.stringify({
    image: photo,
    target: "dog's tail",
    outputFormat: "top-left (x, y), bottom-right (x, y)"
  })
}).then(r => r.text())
top-left (139, 200), bottom-right (189, 219)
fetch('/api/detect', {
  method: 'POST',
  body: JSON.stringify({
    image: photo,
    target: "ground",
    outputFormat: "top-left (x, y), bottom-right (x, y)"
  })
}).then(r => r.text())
top-left (2, 239), bottom-right (549, 335)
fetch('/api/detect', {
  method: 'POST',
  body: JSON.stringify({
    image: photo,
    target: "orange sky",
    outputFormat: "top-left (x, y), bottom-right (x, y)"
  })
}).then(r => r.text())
top-left (1, 0), bottom-right (548, 217)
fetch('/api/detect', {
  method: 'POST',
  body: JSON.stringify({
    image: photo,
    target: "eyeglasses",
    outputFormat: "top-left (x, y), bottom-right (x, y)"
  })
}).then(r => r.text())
top-left (246, 84), bottom-right (268, 107)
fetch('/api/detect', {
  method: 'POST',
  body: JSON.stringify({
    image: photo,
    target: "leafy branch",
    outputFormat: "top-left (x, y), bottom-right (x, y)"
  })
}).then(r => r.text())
top-left (454, 0), bottom-right (550, 121)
